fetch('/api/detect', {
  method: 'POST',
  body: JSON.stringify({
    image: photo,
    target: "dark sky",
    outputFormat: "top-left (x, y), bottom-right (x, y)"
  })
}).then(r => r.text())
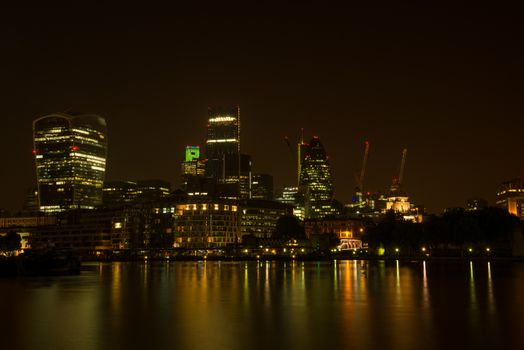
top-left (1, 2), bottom-right (522, 214)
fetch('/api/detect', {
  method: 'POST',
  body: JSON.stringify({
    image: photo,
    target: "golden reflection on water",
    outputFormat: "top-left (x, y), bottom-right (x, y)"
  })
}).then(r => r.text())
top-left (470, 261), bottom-right (478, 312)
top-left (4, 260), bottom-right (522, 350)
top-left (487, 262), bottom-right (495, 314)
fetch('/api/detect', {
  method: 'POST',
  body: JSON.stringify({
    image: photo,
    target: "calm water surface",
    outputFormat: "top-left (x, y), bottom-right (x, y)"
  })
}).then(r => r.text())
top-left (2, 260), bottom-right (524, 350)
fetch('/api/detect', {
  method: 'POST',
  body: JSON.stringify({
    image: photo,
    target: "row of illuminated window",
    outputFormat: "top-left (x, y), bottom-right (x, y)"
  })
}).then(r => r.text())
top-left (70, 152), bottom-right (106, 162)
top-left (181, 204), bottom-right (238, 212)
top-left (34, 135), bottom-right (70, 142)
top-left (208, 116), bottom-right (237, 123)
top-left (206, 139), bottom-right (239, 143)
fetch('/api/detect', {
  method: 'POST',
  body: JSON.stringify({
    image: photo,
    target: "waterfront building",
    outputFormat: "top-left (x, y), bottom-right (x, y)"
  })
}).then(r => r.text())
top-left (299, 136), bottom-right (339, 219)
top-left (33, 113), bottom-right (108, 213)
top-left (251, 174), bottom-right (274, 200)
top-left (29, 209), bottom-right (119, 252)
top-left (304, 216), bottom-right (364, 250)
top-left (497, 178), bottom-right (524, 219)
top-left (173, 199), bottom-right (240, 248)
top-left (239, 199), bottom-right (292, 238)
top-left (111, 201), bottom-right (176, 250)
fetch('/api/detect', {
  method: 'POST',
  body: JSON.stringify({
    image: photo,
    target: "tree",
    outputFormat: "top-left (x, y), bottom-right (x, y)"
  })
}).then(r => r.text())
top-left (272, 215), bottom-right (306, 240)
top-left (0, 231), bottom-right (21, 256)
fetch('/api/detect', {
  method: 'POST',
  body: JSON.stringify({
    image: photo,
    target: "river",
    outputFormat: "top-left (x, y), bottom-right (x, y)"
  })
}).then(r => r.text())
top-left (1, 260), bottom-right (524, 349)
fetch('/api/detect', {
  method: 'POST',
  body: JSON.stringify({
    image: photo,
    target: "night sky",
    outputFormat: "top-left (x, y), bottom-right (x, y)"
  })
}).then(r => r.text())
top-left (1, 2), bottom-right (522, 214)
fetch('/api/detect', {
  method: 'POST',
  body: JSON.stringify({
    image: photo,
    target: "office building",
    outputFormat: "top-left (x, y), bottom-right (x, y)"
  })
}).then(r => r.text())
top-left (135, 180), bottom-right (171, 203)
top-left (181, 146), bottom-right (206, 195)
top-left (239, 199), bottom-right (292, 238)
top-left (251, 174), bottom-right (274, 200)
top-left (205, 106), bottom-right (251, 199)
top-left (33, 113), bottom-right (107, 212)
top-left (299, 136), bottom-right (338, 219)
top-left (103, 181), bottom-right (138, 207)
top-left (173, 199), bottom-right (240, 248)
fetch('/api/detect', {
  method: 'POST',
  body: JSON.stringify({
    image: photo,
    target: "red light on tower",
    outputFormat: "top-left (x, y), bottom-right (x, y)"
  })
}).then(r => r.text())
top-left (32, 149), bottom-right (38, 155)
top-left (71, 146), bottom-right (79, 152)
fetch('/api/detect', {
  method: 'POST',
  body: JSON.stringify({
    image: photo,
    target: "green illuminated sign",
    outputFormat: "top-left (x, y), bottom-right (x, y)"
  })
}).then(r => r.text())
top-left (185, 146), bottom-right (200, 161)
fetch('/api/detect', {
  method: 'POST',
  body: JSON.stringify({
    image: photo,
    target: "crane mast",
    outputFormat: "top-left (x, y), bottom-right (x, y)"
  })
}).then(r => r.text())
top-left (297, 128), bottom-right (305, 186)
top-left (358, 141), bottom-right (370, 192)
top-left (398, 148), bottom-right (407, 186)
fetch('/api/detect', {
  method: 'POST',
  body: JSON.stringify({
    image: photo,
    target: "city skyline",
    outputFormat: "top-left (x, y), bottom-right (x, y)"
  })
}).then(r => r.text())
top-left (1, 3), bottom-right (523, 213)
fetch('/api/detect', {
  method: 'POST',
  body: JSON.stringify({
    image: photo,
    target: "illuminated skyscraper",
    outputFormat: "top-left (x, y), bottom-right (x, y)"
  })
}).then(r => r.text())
top-left (206, 106), bottom-right (240, 160)
top-left (181, 146), bottom-right (206, 195)
top-left (33, 113), bottom-right (107, 212)
top-left (299, 136), bottom-right (338, 219)
top-left (205, 106), bottom-right (251, 199)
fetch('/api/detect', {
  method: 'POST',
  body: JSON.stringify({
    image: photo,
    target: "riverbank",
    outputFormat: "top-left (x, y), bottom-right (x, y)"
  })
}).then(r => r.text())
top-left (81, 254), bottom-right (524, 263)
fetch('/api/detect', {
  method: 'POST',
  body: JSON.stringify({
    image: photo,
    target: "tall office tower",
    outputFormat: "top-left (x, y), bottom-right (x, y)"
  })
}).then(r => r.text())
top-left (251, 174), bottom-right (274, 200)
top-left (497, 178), bottom-right (524, 219)
top-left (181, 146), bottom-right (206, 195)
top-left (205, 106), bottom-right (251, 199)
top-left (33, 113), bottom-right (108, 213)
top-left (299, 136), bottom-right (338, 219)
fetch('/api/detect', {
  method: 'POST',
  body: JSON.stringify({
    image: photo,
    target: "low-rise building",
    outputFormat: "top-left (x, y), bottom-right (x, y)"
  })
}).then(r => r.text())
top-left (239, 199), bottom-right (292, 238)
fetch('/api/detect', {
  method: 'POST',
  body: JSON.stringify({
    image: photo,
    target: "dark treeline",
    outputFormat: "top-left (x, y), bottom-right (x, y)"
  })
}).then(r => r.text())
top-left (0, 231), bottom-right (21, 256)
top-left (366, 207), bottom-right (521, 255)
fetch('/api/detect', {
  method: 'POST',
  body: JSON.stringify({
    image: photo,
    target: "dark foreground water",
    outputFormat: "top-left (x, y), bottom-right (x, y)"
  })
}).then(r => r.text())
top-left (1, 260), bottom-right (524, 350)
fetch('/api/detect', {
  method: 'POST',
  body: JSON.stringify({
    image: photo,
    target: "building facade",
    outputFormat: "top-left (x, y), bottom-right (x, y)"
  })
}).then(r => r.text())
top-left (103, 181), bottom-right (138, 207)
top-left (304, 216), bottom-right (364, 250)
top-left (33, 113), bottom-right (108, 212)
top-left (497, 178), bottom-right (524, 219)
top-left (299, 136), bottom-right (338, 219)
top-left (239, 199), bottom-right (292, 238)
top-left (251, 174), bottom-right (274, 200)
top-left (205, 106), bottom-right (251, 199)
top-left (173, 199), bottom-right (240, 248)
top-left (181, 146), bottom-right (206, 195)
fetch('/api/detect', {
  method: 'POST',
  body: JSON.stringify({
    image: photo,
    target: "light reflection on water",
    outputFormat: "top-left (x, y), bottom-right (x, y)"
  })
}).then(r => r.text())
top-left (1, 260), bottom-right (524, 350)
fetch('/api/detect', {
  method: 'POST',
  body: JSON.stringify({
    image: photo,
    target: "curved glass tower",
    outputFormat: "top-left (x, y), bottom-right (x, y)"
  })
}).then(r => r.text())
top-left (33, 113), bottom-right (107, 212)
top-left (299, 136), bottom-right (338, 219)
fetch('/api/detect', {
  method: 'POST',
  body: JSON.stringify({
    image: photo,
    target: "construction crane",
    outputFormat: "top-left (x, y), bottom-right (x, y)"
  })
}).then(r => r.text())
top-left (283, 136), bottom-right (295, 159)
top-left (297, 128), bottom-right (305, 186)
top-left (358, 141), bottom-right (370, 191)
top-left (398, 148), bottom-right (407, 186)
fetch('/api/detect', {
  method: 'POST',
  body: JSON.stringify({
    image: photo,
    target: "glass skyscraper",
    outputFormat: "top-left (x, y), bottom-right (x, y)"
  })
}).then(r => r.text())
top-left (299, 136), bottom-right (338, 219)
top-left (33, 113), bottom-right (108, 212)
top-left (205, 106), bottom-right (251, 199)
